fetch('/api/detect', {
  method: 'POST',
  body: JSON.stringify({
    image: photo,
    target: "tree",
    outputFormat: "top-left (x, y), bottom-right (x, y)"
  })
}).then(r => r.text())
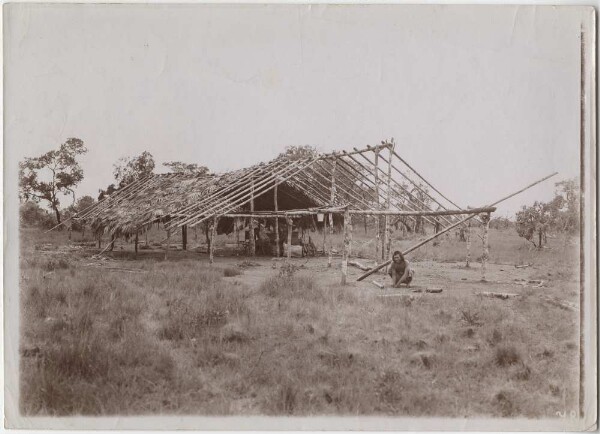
top-left (19, 138), bottom-right (87, 224)
top-left (163, 161), bottom-right (209, 175)
top-left (277, 145), bottom-right (320, 161)
top-left (19, 201), bottom-right (55, 228)
top-left (64, 195), bottom-right (96, 233)
top-left (515, 201), bottom-right (551, 248)
top-left (98, 152), bottom-right (156, 200)
top-left (98, 183), bottom-right (118, 201)
top-left (75, 195), bottom-right (96, 213)
top-left (113, 151), bottom-right (155, 187)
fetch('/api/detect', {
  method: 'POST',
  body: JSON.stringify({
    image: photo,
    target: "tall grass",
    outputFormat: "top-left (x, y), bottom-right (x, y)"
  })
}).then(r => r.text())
top-left (19, 227), bottom-right (580, 417)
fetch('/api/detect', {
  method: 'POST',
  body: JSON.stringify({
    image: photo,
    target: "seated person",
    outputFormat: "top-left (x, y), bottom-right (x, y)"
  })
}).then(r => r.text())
top-left (388, 251), bottom-right (414, 288)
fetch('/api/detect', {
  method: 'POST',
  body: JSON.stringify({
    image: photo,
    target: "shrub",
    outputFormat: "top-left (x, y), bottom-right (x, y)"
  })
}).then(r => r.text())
top-left (494, 345), bottom-right (521, 367)
top-left (223, 267), bottom-right (242, 277)
top-left (260, 274), bottom-right (322, 302)
top-left (20, 202), bottom-right (55, 229)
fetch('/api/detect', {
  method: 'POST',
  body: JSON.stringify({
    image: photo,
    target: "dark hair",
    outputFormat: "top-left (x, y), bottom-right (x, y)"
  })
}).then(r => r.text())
top-left (392, 251), bottom-right (405, 262)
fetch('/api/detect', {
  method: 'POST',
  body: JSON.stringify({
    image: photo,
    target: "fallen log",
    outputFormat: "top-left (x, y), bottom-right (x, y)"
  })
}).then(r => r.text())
top-left (349, 261), bottom-right (370, 271)
top-left (426, 287), bottom-right (443, 293)
top-left (371, 280), bottom-right (385, 289)
top-left (515, 263), bottom-right (532, 269)
top-left (479, 292), bottom-right (520, 300)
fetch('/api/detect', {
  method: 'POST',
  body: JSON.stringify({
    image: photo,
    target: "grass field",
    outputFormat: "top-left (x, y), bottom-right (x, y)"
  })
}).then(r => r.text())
top-left (19, 224), bottom-right (581, 416)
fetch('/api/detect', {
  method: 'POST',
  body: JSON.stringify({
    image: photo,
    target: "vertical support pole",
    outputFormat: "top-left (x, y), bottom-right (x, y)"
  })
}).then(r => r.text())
top-left (374, 148), bottom-right (381, 262)
top-left (274, 184), bottom-right (280, 257)
top-left (327, 213), bottom-right (334, 267)
top-left (165, 229), bottom-right (171, 260)
top-left (182, 225), bottom-right (187, 251)
top-left (322, 219), bottom-right (327, 254)
top-left (98, 233), bottom-right (102, 249)
top-left (287, 217), bottom-right (292, 261)
top-left (327, 158), bottom-right (337, 267)
top-left (209, 216), bottom-right (217, 264)
top-left (135, 231), bottom-right (139, 257)
top-left (109, 233), bottom-right (116, 252)
top-left (341, 208), bottom-right (351, 285)
top-left (250, 178), bottom-right (256, 257)
top-left (481, 213), bottom-right (490, 282)
top-left (466, 221), bottom-right (471, 268)
top-left (384, 143), bottom-right (393, 260)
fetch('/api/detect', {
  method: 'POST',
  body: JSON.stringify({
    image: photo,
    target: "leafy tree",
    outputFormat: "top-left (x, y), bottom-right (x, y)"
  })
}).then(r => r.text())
top-left (64, 195), bottom-right (96, 233)
top-left (98, 183), bottom-right (118, 201)
top-left (515, 201), bottom-right (552, 248)
top-left (19, 201), bottom-right (55, 228)
top-left (19, 138), bottom-right (87, 224)
top-left (490, 216), bottom-right (513, 230)
top-left (549, 178), bottom-right (580, 234)
top-left (277, 145), bottom-right (320, 161)
top-left (75, 195), bottom-right (96, 213)
top-left (113, 151), bottom-right (155, 187)
top-left (163, 161), bottom-right (209, 175)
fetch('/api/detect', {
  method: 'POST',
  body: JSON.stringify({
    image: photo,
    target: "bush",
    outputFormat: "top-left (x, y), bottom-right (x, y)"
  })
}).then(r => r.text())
top-left (494, 345), bottom-right (521, 367)
top-left (223, 267), bottom-right (242, 277)
top-left (20, 202), bottom-right (55, 229)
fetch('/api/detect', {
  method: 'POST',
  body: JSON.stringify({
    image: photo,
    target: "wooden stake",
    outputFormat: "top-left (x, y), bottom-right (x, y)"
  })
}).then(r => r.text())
top-left (182, 225), bottom-right (187, 251)
top-left (274, 184), bottom-right (280, 257)
top-left (165, 229), bottom-right (171, 260)
top-left (209, 216), bottom-right (217, 264)
top-left (135, 231), bottom-right (139, 257)
top-left (98, 233), bottom-right (102, 249)
top-left (466, 221), bottom-right (471, 268)
top-left (481, 213), bottom-right (490, 281)
top-left (250, 178), bottom-right (256, 256)
top-left (287, 218), bottom-right (293, 261)
top-left (341, 208), bottom-right (351, 285)
top-left (328, 213), bottom-right (334, 268)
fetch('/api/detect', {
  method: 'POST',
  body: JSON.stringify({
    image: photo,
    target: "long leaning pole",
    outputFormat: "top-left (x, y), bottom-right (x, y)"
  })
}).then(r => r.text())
top-left (356, 171), bottom-right (559, 281)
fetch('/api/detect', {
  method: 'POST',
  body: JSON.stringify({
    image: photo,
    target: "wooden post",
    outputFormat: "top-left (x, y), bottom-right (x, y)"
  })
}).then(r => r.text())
top-left (135, 231), bottom-right (139, 257)
top-left (384, 144), bottom-right (393, 260)
top-left (328, 213), bottom-right (334, 267)
top-left (322, 220), bottom-right (327, 255)
top-left (98, 233), bottom-right (102, 248)
top-left (341, 208), bottom-right (351, 285)
top-left (182, 225), bottom-right (187, 251)
top-left (466, 221), bottom-right (471, 268)
top-left (109, 233), bottom-right (116, 252)
top-left (374, 148), bottom-right (381, 262)
top-left (165, 229), bottom-right (171, 260)
top-left (249, 178), bottom-right (256, 256)
top-left (481, 213), bottom-right (490, 282)
top-left (274, 184), bottom-right (280, 257)
top-left (287, 218), bottom-right (292, 261)
top-left (209, 216), bottom-right (217, 264)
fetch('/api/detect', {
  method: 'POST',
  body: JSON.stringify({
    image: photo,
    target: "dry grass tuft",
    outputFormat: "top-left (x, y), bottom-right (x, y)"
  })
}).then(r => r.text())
top-left (494, 345), bottom-right (521, 367)
top-left (223, 267), bottom-right (242, 277)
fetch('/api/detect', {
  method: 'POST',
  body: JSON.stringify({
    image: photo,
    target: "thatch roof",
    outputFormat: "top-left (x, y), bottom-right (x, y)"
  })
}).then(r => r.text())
top-left (75, 141), bottom-right (461, 236)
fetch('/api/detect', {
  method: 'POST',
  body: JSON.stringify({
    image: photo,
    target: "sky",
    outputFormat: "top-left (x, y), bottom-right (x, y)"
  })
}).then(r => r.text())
top-left (4, 4), bottom-right (586, 217)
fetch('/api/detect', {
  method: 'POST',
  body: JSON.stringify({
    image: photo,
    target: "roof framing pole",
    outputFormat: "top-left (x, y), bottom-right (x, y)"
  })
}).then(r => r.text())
top-left (356, 171), bottom-right (558, 281)
top-left (354, 148), bottom-right (446, 227)
top-left (180, 157), bottom-right (321, 229)
top-left (342, 150), bottom-right (433, 225)
top-left (172, 158), bottom-right (312, 228)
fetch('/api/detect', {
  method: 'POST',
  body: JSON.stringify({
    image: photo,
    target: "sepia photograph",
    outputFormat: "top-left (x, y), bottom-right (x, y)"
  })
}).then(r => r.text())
top-left (3, 3), bottom-right (597, 431)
